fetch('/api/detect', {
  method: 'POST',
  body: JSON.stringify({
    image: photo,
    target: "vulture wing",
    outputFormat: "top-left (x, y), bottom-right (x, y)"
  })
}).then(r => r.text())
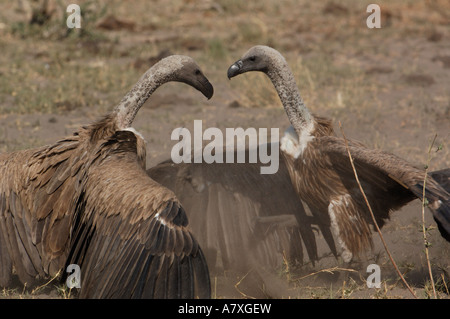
top-left (319, 135), bottom-right (450, 242)
top-left (0, 134), bottom-right (84, 286)
top-left (148, 144), bottom-right (324, 272)
top-left (430, 168), bottom-right (450, 193)
top-left (66, 131), bottom-right (210, 298)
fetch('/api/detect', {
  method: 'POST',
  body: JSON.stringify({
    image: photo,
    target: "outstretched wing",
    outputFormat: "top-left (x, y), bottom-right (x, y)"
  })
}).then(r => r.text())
top-left (148, 144), bottom-right (322, 272)
top-left (66, 131), bottom-right (210, 298)
top-left (429, 168), bottom-right (450, 193)
top-left (0, 134), bottom-right (84, 286)
top-left (319, 135), bottom-right (450, 242)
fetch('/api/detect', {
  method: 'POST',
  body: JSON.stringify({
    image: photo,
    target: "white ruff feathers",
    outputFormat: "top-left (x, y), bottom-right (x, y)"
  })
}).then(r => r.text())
top-left (123, 127), bottom-right (146, 143)
top-left (280, 125), bottom-right (314, 159)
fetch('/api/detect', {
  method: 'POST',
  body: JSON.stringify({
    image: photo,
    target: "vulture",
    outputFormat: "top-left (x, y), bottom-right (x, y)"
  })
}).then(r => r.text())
top-left (0, 55), bottom-right (213, 298)
top-left (227, 45), bottom-right (450, 262)
top-left (147, 145), bottom-right (325, 273)
top-left (148, 145), bottom-right (449, 272)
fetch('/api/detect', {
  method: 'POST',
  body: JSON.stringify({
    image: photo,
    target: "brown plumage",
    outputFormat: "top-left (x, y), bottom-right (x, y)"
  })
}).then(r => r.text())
top-left (0, 55), bottom-right (213, 298)
top-left (429, 168), bottom-right (450, 193)
top-left (147, 145), bottom-right (323, 273)
top-left (148, 145), bottom-right (449, 271)
top-left (65, 130), bottom-right (210, 298)
top-left (227, 45), bottom-right (449, 262)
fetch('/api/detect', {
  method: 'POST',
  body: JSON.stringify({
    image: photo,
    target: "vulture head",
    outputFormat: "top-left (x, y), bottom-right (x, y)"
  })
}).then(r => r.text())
top-left (154, 55), bottom-right (214, 100)
top-left (227, 45), bottom-right (284, 78)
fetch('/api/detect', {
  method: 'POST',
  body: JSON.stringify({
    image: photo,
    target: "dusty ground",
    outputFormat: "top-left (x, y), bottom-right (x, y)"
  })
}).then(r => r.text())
top-left (0, 0), bottom-right (449, 299)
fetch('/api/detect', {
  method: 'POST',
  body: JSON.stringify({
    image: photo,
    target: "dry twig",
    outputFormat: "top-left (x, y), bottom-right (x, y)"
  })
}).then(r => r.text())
top-left (234, 270), bottom-right (256, 299)
top-left (293, 266), bottom-right (358, 281)
top-left (338, 122), bottom-right (418, 299)
top-left (30, 269), bottom-right (62, 295)
top-left (421, 133), bottom-right (438, 299)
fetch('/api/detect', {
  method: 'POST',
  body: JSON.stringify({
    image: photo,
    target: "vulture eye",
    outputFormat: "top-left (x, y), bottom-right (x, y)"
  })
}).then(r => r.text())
top-left (195, 69), bottom-right (201, 75)
top-left (249, 56), bottom-right (256, 62)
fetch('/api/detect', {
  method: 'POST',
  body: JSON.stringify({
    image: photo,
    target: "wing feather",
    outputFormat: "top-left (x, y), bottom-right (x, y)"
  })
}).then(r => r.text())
top-left (65, 131), bottom-right (210, 298)
top-left (147, 145), bottom-right (323, 272)
top-left (319, 135), bottom-right (450, 241)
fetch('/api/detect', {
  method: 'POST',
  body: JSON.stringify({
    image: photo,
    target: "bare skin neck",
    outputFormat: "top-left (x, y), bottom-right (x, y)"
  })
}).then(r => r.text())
top-left (113, 67), bottom-right (169, 130)
top-left (265, 57), bottom-right (315, 142)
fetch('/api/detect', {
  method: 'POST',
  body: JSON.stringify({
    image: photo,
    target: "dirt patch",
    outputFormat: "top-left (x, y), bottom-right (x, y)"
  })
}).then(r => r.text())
top-left (402, 73), bottom-right (436, 87)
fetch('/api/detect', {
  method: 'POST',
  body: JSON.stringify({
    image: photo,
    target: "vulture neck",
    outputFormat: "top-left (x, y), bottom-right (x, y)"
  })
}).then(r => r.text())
top-left (113, 67), bottom-right (171, 130)
top-left (266, 62), bottom-right (315, 155)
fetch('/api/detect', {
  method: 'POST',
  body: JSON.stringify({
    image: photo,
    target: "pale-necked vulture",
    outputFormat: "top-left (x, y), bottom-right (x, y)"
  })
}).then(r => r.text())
top-left (0, 55), bottom-right (213, 298)
top-left (227, 45), bottom-right (449, 262)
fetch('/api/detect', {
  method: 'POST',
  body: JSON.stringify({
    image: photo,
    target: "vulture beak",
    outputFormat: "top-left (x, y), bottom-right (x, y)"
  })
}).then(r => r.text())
top-left (227, 60), bottom-right (243, 79)
top-left (202, 79), bottom-right (214, 100)
top-left (184, 75), bottom-right (213, 100)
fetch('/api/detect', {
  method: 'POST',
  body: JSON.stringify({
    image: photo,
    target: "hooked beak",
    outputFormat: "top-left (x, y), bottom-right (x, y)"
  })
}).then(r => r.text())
top-left (227, 60), bottom-right (243, 79)
top-left (202, 79), bottom-right (214, 100)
